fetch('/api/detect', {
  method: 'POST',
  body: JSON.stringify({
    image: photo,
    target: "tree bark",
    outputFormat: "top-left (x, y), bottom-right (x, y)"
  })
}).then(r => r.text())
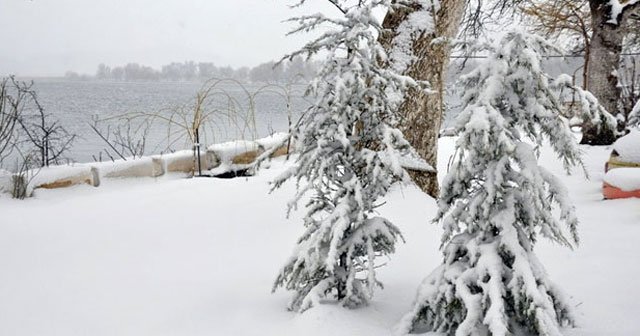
top-left (583, 0), bottom-right (639, 145)
top-left (379, 1), bottom-right (466, 197)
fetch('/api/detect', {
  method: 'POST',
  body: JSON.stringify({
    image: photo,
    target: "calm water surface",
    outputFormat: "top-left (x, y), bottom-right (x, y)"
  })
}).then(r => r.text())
top-left (30, 80), bottom-right (308, 163)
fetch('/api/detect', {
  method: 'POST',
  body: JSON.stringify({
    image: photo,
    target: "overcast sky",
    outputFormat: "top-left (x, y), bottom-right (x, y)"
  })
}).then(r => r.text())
top-left (0, 0), bottom-right (337, 77)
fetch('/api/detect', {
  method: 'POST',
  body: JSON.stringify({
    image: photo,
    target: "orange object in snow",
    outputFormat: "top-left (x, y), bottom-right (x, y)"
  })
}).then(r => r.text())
top-left (603, 182), bottom-right (640, 200)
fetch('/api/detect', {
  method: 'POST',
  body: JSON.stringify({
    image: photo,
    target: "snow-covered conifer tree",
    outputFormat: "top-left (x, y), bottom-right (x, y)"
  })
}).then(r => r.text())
top-left (398, 30), bottom-right (584, 335)
top-left (271, 0), bottom-right (430, 312)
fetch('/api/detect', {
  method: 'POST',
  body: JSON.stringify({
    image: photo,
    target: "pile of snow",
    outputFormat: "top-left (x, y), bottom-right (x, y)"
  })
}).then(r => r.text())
top-left (604, 167), bottom-right (640, 191)
top-left (612, 130), bottom-right (640, 163)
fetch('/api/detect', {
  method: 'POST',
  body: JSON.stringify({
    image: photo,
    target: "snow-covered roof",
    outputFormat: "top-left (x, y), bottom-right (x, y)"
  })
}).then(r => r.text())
top-left (604, 167), bottom-right (640, 191)
top-left (612, 130), bottom-right (640, 163)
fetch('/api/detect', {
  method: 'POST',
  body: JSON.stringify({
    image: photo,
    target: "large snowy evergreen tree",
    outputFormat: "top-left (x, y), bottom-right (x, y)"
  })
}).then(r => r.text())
top-left (271, 0), bottom-right (431, 312)
top-left (398, 30), bottom-right (585, 335)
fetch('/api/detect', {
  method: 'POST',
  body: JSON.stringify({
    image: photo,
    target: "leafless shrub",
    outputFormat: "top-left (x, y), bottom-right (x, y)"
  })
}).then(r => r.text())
top-left (17, 100), bottom-right (76, 167)
top-left (0, 77), bottom-right (26, 165)
top-left (89, 116), bottom-right (150, 161)
top-left (90, 78), bottom-right (297, 175)
top-left (1, 77), bottom-right (76, 168)
top-left (7, 147), bottom-right (39, 199)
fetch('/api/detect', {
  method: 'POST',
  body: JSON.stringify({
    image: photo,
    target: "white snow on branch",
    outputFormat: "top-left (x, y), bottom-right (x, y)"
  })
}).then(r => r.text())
top-left (607, 0), bottom-right (640, 24)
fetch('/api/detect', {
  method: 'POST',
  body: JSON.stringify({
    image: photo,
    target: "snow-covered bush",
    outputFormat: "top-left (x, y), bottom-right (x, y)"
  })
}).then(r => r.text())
top-left (271, 0), bottom-right (428, 312)
top-left (398, 30), bottom-right (582, 335)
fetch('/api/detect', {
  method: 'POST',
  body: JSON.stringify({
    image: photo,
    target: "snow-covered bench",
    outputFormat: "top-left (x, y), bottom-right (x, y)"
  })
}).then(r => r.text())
top-left (603, 130), bottom-right (640, 199)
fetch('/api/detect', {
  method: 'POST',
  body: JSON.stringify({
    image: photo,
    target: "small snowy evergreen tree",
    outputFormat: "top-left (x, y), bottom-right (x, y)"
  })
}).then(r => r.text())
top-left (271, 0), bottom-right (430, 312)
top-left (398, 30), bottom-right (584, 335)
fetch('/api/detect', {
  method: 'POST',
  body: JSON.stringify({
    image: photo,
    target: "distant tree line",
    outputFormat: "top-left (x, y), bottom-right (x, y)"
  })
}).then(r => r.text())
top-left (65, 56), bottom-right (318, 83)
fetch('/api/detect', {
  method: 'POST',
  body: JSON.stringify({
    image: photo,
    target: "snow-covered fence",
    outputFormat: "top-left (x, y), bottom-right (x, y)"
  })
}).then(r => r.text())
top-left (33, 166), bottom-right (100, 190)
top-left (207, 140), bottom-right (264, 177)
top-left (0, 165), bottom-right (101, 198)
top-left (255, 133), bottom-right (290, 159)
top-left (94, 157), bottom-right (165, 179)
top-left (207, 133), bottom-right (290, 177)
top-left (0, 133), bottom-right (290, 198)
top-left (156, 150), bottom-right (219, 174)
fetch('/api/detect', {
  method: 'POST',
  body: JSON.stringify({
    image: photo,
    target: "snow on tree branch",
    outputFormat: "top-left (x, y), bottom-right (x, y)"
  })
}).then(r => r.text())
top-left (272, 0), bottom-right (427, 312)
top-left (554, 74), bottom-right (622, 144)
top-left (607, 0), bottom-right (640, 25)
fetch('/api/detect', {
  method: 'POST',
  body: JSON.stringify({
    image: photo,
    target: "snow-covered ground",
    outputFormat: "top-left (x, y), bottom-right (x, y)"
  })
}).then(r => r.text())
top-left (0, 137), bottom-right (638, 336)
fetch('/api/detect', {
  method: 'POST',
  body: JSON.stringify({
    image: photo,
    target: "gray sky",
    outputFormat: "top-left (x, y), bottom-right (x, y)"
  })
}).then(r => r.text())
top-left (0, 0), bottom-right (336, 77)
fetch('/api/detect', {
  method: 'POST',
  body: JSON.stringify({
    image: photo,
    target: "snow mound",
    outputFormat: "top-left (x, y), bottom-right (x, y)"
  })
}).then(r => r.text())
top-left (613, 130), bottom-right (640, 163)
top-left (604, 168), bottom-right (640, 191)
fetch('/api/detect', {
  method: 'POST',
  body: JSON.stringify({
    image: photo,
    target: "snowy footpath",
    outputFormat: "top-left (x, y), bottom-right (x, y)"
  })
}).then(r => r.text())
top-left (0, 138), bottom-right (638, 336)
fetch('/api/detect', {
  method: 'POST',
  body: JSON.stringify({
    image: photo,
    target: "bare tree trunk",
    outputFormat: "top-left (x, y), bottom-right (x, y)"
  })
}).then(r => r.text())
top-left (583, 40), bottom-right (591, 91)
top-left (583, 0), bottom-right (639, 145)
top-left (379, 1), bottom-right (466, 197)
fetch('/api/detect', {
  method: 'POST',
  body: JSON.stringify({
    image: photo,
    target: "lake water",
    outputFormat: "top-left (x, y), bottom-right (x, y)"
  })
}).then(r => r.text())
top-left (27, 80), bottom-right (309, 163)
top-left (4, 78), bottom-right (472, 168)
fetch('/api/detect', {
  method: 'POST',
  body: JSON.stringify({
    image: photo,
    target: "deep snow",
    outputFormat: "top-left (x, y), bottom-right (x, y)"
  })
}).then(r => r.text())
top-left (0, 137), bottom-right (639, 336)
